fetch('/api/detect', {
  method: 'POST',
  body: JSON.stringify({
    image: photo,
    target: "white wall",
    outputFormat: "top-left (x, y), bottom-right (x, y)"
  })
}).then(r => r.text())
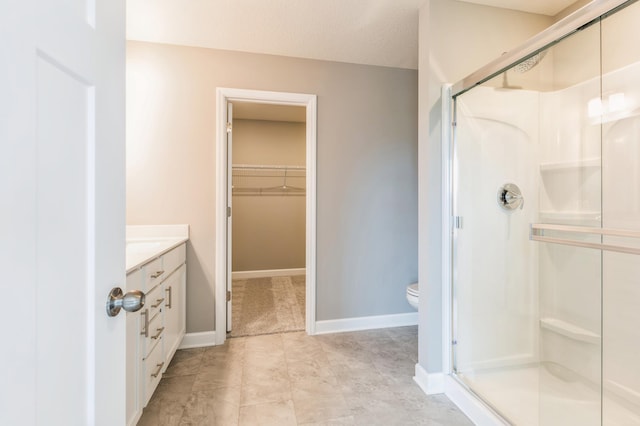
top-left (418, 0), bottom-right (552, 374)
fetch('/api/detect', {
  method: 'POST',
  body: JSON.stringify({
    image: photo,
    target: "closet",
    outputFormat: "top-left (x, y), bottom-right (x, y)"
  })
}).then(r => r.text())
top-left (228, 107), bottom-right (307, 337)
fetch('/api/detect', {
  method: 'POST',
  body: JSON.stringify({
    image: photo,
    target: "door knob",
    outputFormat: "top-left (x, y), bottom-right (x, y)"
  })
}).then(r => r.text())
top-left (107, 287), bottom-right (145, 317)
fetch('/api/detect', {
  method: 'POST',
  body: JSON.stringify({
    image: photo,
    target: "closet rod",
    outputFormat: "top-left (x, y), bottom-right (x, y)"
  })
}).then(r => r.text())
top-left (232, 163), bottom-right (306, 171)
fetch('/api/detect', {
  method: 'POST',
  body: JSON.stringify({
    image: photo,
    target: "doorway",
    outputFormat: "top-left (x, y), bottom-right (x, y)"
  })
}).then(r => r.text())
top-left (230, 103), bottom-right (306, 337)
top-left (215, 88), bottom-right (317, 345)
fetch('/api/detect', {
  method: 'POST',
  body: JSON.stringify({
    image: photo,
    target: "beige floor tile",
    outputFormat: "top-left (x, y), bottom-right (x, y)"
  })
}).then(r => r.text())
top-left (139, 326), bottom-right (471, 425)
top-left (286, 357), bottom-right (334, 382)
top-left (284, 342), bottom-right (326, 364)
top-left (240, 378), bottom-right (292, 406)
top-left (243, 350), bottom-right (287, 370)
top-left (291, 375), bottom-right (341, 400)
top-left (163, 348), bottom-right (205, 378)
top-left (239, 400), bottom-right (297, 426)
top-left (298, 416), bottom-right (356, 426)
top-left (244, 333), bottom-right (284, 353)
top-left (350, 398), bottom-right (421, 426)
top-left (138, 375), bottom-right (196, 425)
top-left (292, 394), bottom-right (351, 424)
top-left (192, 364), bottom-right (243, 390)
top-left (243, 362), bottom-right (290, 386)
top-left (138, 402), bottom-right (186, 426)
top-left (178, 388), bottom-right (241, 426)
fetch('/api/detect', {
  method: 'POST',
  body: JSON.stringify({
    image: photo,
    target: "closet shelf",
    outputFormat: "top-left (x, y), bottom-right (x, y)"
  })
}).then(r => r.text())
top-left (539, 158), bottom-right (600, 172)
top-left (232, 163), bottom-right (306, 196)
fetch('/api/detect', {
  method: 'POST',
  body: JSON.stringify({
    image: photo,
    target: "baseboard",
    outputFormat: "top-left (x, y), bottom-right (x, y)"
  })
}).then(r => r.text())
top-left (414, 364), bottom-right (445, 395)
top-left (179, 331), bottom-right (217, 349)
top-left (314, 312), bottom-right (418, 335)
top-left (232, 268), bottom-right (306, 279)
top-left (444, 375), bottom-right (508, 425)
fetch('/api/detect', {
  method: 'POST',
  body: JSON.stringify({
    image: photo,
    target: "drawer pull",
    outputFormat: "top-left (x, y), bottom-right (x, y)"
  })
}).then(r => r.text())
top-left (140, 308), bottom-right (149, 337)
top-left (150, 362), bottom-right (165, 378)
top-left (150, 270), bottom-right (165, 279)
top-left (166, 286), bottom-right (172, 309)
top-left (150, 298), bottom-right (165, 309)
top-left (151, 326), bottom-right (165, 340)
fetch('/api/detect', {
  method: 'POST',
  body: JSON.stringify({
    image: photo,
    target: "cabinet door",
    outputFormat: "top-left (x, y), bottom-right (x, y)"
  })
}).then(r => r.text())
top-left (164, 264), bottom-right (186, 366)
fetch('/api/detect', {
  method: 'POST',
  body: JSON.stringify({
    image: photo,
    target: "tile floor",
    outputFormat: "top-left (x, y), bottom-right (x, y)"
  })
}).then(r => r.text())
top-left (138, 326), bottom-right (472, 425)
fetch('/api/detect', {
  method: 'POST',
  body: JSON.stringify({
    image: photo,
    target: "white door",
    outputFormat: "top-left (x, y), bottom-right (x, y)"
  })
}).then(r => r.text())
top-left (0, 0), bottom-right (126, 425)
top-left (226, 102), bottom-right (234, 332)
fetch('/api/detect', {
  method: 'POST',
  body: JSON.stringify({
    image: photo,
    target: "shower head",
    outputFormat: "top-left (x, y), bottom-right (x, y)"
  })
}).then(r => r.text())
top-left (513, 51), bottom-right (547, 73)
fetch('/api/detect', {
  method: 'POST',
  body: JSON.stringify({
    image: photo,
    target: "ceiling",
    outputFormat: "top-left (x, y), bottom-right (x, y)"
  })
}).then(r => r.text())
top-left (127, 0), bottom-right (581, 70)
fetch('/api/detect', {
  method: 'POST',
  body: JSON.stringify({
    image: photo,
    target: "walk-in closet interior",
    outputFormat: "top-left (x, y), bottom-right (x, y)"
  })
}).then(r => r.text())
top-left (448, 1), bottom-right (640, 424)
top-left (229, 102), bottom-right (307, 337)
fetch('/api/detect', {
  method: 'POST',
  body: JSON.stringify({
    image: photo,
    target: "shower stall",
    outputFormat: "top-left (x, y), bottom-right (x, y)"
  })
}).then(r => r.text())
top-left (447, 0), bottom-right (640, 424)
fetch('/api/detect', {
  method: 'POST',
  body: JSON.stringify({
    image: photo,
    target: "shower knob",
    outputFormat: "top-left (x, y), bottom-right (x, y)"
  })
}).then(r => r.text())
top-left (497, 183), bottom-right (524, 211)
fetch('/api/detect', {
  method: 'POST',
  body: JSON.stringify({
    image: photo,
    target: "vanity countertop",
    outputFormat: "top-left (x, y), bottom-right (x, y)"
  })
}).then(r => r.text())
top-left (126, 225), bottom-right (189, 273)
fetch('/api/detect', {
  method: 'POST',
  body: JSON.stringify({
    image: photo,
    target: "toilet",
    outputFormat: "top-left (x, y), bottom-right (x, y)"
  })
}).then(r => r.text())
top-left (406, 282), bottom-right (419, 310)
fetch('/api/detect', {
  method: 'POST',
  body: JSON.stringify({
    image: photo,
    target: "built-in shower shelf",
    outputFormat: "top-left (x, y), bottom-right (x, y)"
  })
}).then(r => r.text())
top-left (539, 158), bottom-right (600, 172)
top-left (538, 211), bottom-right (601, 224)
top-left (540, 317), bottom-right (601, 345)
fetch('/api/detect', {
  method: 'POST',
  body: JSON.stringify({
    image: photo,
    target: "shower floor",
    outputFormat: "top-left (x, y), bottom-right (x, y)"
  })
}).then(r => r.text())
top-left (458, 365), bottom-right (640, 425)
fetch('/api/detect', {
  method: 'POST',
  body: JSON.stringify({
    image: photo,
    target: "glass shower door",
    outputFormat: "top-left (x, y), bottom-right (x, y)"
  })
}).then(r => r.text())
top-left (451, 21), bottom-right (604, 425)
top-left (452, 77), bottom-right (545, 424)
top-left (601, 2), bottom-right (640, 423)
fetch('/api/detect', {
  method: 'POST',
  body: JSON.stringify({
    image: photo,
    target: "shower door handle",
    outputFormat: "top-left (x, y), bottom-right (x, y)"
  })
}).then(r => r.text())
top-left (530, 224), bottom-right (640, 256)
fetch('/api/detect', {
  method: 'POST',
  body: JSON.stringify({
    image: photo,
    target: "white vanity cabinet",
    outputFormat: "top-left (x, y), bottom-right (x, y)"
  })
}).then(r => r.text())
top-left (125, 242), bottom-right (187, 426)
top-left (162, 263), bottom-right (186, 370)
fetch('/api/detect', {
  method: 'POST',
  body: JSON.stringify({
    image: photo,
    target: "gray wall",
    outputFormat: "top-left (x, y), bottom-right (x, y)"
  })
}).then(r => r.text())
top-left (418, 0), bottom-right (552, 374)
top-left (126, 41), bottom-right (418, 332)
top-left (232, 119), bottom-right (306, 272)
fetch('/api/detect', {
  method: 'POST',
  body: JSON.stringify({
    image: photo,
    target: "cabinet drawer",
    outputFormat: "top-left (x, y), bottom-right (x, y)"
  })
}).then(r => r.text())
top-left (142, 307), bottom-right (164, 359)
top-left (142, 337), bottom-right (164, 407)
top-left (146, 282), bottom-right (165, 321)
top-left (163, 244), bottom-right (185, 275)
top-left (144, 257), bottom-right (164, 292)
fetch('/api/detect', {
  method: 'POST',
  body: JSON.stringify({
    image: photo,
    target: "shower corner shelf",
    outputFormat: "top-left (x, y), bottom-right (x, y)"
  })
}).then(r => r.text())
top-left (539, 317), bottom-right (601, 345)
top-left (539, 158), bottom-right (600, 172)
top-left (538, 210), bottom-right (601, 224)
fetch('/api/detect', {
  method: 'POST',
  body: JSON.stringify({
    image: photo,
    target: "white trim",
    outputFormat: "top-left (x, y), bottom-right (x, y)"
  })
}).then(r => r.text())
top-left (127, 412), bottom-right (142, 426)
top-left (413, 364), bottom-right (445, 395)
top-left (232, 268), bottom-right (306, 280)
top-left (314, 312), bottom-right (418, 335)
top-left (444, 375), bottom-right (508, 426)
top-left (441, 84), bottom-right (453, 375)
top-left (215, 88), bottom-right (318, 346)
top-left (179, 331), bottom-right (217, 349)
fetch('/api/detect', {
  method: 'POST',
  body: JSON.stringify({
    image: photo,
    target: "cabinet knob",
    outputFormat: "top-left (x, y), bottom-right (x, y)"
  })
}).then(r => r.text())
top-left (106, 287), bottom-right (145, 317)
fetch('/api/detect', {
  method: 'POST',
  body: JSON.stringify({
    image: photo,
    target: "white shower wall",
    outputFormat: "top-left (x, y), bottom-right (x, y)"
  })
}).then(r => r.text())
top-left (454, 86), bottom-right (540, 372)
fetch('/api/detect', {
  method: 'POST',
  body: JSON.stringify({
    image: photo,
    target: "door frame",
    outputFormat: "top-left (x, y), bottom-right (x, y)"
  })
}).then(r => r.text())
top-left (215, 87), bottom-right (317, 345)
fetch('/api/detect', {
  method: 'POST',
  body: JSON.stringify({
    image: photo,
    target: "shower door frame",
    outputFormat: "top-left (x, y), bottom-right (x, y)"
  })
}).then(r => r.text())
top-left (441, 0), bottom-right (638, 423)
